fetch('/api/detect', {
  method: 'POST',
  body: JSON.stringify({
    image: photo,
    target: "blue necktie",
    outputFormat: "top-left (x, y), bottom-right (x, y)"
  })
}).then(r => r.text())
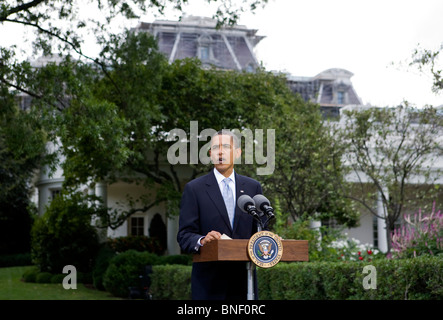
top-left (222, 178), bottom-right (235, 228)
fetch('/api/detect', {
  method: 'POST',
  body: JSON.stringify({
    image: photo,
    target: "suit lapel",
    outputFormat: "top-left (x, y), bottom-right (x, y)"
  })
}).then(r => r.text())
top-left (205, 171), bottom-right (232, 231)
top-left (233, 172), bottom-right (246, 233)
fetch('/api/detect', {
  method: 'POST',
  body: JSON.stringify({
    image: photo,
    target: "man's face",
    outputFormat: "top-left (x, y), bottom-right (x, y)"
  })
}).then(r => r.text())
top-left (209, 134), bottom-right (241, 175)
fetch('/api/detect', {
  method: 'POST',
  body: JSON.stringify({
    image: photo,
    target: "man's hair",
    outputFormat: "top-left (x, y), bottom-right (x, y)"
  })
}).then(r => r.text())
top-left (212, 129), bottom-right (240, 148)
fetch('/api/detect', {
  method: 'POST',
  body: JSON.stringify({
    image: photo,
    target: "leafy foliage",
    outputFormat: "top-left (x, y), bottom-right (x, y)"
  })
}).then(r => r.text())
top-left (390, 203), bottom-right (443, 259)
top-left (2, 2), bottom-right (353, 233)
top-left (337, 104), bottom-right (443, 251)
top-left (0, 84), bottom-right (47, 254)
top-left (410, 43), bottom-right (443, 93)
top-left (30, 192), bottom-right (101, 273)
top-left (107, 235), bottom-right (165, 255)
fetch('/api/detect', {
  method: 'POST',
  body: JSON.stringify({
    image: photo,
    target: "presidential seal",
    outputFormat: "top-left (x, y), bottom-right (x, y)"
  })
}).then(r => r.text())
top-left (247, 231), bottom-right (283, 268)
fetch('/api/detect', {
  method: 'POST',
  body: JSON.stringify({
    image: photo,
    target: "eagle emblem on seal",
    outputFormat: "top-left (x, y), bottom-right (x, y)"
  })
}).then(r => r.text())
top-left (256, 239), bottom-right (274, 259)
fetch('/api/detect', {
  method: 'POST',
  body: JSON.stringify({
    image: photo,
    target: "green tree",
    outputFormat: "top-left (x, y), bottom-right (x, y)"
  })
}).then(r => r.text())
top-left (409, 43), bottom-right (443, 94)
top-left (31, 191), bottom-right (102, 273)
top-left (0, 0), bottom-right (269, 230)
top-left (337, 104), bottom-right (443, 252)
top-left (1, 0), bottom-right (354, 235)
top-left (0, 0), bottom-right (268, 62)
top-left (0, 87), bottom-right (47, 254)
top-left (232, 71), bottom-right (357, 227)
top-left (260, 99), bottom-right (356, 226)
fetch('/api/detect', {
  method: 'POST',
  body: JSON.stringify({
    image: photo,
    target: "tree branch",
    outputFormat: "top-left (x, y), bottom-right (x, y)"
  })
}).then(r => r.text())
top-left (0, 76), bottom-right (66, 111)
top-left (0, 0), bottom-right (45, 21)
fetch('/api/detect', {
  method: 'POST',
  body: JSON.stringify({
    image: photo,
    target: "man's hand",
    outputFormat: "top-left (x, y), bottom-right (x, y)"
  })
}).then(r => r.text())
top-left (201, 230), bottom-right (221, 246)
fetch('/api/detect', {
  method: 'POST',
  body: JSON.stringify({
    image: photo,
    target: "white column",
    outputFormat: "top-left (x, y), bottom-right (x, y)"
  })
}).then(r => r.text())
top-left (167, 215), bottom-right (181, 255)
top-left (309, 218), bottom-right (322, 250)
top-left (95, 182), bottom-right (108, 242)
top-left (95, 182), bottom-right (107, 205)
top-left (87, 184), bottom-right (96, 207)
top-left (38, 186), bottom-right (51, 216)
top-left (376, 190), bottom-right (388, 253)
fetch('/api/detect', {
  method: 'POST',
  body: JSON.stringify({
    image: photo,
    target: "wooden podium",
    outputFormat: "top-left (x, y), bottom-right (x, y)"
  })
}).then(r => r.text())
top-left (193, 239), bottom-right (309, 263)
top-left (193, 238), bottom-right (309, 300)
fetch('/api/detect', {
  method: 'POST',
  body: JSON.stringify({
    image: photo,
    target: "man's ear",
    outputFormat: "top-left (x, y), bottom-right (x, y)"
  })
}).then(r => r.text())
top-left (234, 148), bottom-right (242, 159)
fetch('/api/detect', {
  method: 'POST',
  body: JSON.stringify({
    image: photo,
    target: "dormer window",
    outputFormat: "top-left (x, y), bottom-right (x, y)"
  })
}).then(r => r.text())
top-left (245, 63), bottom-right (255, 73)
top-left (337, 91), bottom-right (345, 104)
top-left (200, 46), bottom-right (210, 61)
top-left (197, 34), bottom-right (213, 62)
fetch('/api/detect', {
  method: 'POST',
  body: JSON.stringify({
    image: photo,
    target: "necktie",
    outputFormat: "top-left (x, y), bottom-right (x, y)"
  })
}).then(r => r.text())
top-left (222, 178), bottom-right (235, 228)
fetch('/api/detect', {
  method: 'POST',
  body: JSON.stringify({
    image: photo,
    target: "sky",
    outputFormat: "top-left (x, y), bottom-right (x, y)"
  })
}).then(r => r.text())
top-left (162, 0), bottom-right (443, 108)
top-left (3, 0), bottom-right (443, 108)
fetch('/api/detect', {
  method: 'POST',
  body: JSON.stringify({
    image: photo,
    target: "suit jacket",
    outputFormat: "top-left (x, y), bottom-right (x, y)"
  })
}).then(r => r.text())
top-left (177, 169), bottom-right (263, 300)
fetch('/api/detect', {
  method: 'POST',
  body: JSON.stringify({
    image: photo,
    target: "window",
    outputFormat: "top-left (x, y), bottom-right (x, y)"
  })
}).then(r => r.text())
top-left (337, 91), bottom-right (345, 105)
top-left (130, 217), bottom-right (145, 236)
top-left (372, 215), bottom-right (378, 248)
top-left (197, 34), bottom-right (212, 62)
top-left (51, 189), bottom-right (61, 200)
top-left (199, 46), bottom-right (209, 61)
top-left (245, 63), bottom-right (255, 73)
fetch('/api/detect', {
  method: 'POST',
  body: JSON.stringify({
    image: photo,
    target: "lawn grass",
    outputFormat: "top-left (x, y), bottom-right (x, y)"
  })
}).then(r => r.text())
top-left (0, 266), bottom-right (122, 300)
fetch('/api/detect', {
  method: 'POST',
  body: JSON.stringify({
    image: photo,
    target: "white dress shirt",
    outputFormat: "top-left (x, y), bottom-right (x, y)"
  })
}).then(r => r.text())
top-left (213, 168), bottom-right (236, 203)
top-left (195, 168), bottom-right (236, 250)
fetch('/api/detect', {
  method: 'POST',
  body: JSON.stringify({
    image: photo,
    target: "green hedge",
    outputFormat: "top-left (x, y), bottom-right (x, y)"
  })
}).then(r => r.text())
top-left (150, 265), bottom-right (192, 300)
top-left (147, 255), bottom-right (442, 300)
top-left (102, 250), bottom-right (161, 297)
top-left (258, 255), bottom-right (443, 300)
top-left (0, 253), bottom-right (32, 267)
top-left (102, 250), bottom-right (192, 298)
top-left (107, 236), bottom-right (165, 255)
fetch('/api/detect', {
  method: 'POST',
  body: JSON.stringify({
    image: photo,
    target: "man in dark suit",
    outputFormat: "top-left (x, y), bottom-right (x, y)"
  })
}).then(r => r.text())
top-left (177, 130), bottom-right (264, 300)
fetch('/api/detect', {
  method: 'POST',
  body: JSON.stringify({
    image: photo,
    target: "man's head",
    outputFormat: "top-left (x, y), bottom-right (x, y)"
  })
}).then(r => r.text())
top-left (209, 130), bottom-right (241, 177)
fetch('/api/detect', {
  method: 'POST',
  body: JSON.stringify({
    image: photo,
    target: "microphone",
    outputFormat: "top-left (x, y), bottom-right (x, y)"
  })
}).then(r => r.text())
top-left (253, 194), bottom-right (275, 220)
top-left (237, 195), bottom-right (260, 219)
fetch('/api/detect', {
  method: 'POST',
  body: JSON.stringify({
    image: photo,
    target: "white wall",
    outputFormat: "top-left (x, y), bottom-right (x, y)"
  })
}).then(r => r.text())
top-left (106, 181), bottom-right (166, 238)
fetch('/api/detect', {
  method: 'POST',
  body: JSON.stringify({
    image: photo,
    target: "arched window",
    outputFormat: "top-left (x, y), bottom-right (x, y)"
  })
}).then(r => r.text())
top-left (149, 213), bottom-right (167, 250)
top-left (197, 34), bottom-right (213, 62)
top-left (245, 63), bottom-right (255, 73)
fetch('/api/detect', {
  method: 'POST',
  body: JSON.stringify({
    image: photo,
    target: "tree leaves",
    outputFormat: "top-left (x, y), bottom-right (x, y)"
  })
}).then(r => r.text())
top-left (338, 105), bottom-right (443, 250)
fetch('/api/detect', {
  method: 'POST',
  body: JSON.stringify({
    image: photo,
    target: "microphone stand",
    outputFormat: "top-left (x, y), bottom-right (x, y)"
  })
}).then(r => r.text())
top-left (246, 215), bottom-right (263, 300)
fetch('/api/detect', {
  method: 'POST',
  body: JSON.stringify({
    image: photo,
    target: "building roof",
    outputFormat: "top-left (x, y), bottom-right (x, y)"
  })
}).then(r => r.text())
top-left (285, 68), bottom-right (363, 118)
top-left (132, 15), bottom-right (265, 71)
top-left (134, 16), bottom-right (363, 117)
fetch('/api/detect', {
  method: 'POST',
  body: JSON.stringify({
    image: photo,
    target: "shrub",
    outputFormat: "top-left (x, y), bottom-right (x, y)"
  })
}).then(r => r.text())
top-left (92, 244), bottom-right (116, 290)
top-left (150, 265), bottom-right (191, 300)
top-left (101, 250), bottom-right (193, 298)
top-left (22, 266), bottom-right (39, 283)
top-left (330, 237), bottom-right (383, 262)
top-left (102, 250), bottom-right (160, 297)
top-left (271, 217), bottom-right (357, 262)
top-left (105, 255), bottom-right (441, 300)
top-left (0, 253), bottom-right (32, 267)
top-left (30, 192), bottom-right (101, 273)
top-left (258, 262), bottom-right (324, 299)
top-left (158, 254), bottom-right (192, 266)
top-left (107, 236), bottom-right (164, 255)
top-left (50, 274), bottom-right (66, 284)
top-left (258, 255), bottom-right (443, 300)
top-left (391, 203), bottom-right (443, 259)
top-left (78, 271), bottom-right (93, 284)
top-left (35, 272), bottom-right (53, 283)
